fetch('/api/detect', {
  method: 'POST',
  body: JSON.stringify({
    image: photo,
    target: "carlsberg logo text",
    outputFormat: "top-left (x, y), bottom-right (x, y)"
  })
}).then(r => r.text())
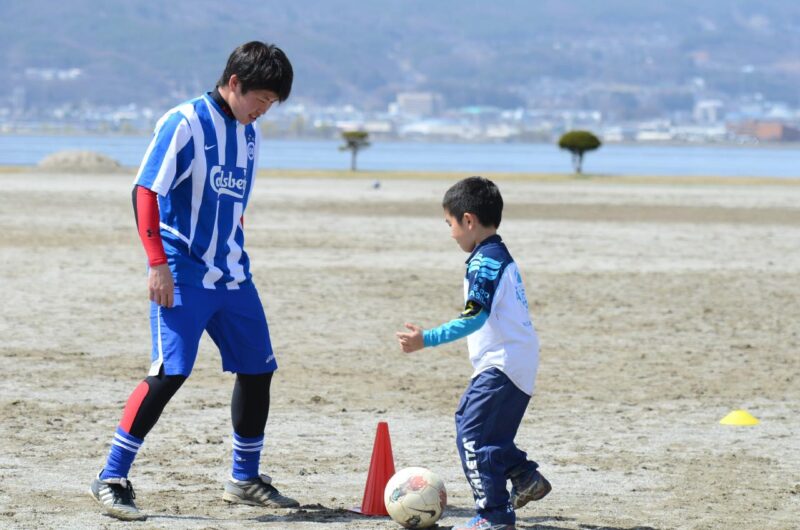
top-left (210, 166), bottom-right (246, 198)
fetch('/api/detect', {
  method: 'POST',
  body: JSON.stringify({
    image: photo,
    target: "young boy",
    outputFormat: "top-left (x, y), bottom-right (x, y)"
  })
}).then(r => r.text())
top-left (89, 41), bottom-right (297, 521)
top-left (396, 176), bottom-right (551, 530)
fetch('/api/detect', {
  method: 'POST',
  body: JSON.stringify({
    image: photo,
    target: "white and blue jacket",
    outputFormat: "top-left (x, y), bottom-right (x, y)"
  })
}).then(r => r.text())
top-left (424, 235), bottom-right (540, 395)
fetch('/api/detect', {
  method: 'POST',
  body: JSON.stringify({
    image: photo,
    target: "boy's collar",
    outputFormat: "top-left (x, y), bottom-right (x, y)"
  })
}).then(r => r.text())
top-left (465, 234), bottom-right (502, 263)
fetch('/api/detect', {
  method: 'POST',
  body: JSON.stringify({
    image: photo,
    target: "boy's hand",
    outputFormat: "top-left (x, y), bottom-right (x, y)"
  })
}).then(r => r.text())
top-left (396, 323), bottom-right (424, 353)
top-left (149, 263), bottom-right (175, 308)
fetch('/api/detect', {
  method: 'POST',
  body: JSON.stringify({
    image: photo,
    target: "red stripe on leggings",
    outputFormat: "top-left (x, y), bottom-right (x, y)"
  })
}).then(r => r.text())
top-left (119, 381), bottom-right (150, 433)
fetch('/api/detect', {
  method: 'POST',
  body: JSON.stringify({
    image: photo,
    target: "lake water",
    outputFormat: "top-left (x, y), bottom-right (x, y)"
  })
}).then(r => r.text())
top-left (1, 134), bottom-right (798, 178)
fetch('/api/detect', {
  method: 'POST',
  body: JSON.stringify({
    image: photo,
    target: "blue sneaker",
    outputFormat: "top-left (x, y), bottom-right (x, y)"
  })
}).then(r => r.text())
top-left (452, 514), bottom-right (515, 530)
top-left (510, 469), bottom-right (551, 509)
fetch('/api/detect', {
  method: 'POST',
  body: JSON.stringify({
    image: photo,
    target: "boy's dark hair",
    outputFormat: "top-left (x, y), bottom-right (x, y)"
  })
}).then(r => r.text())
top-left (442, 176), bottom-right (503, 228)
top-left (217, 41), bottom-right (293, 101)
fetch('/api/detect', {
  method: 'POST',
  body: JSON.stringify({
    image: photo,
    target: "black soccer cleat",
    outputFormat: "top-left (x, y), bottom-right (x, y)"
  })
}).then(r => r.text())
top-left (89, 474), bottom-right (147, 521)
top-left (223, 474), bottom-right (299, 508)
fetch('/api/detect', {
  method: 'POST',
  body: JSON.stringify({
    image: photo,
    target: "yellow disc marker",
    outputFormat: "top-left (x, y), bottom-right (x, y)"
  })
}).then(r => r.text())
top-left (719, 409), bottom-right (759, 426)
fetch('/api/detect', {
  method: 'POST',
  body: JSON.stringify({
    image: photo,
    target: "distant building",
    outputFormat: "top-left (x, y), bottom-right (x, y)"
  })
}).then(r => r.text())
top-left (636, 130), bottom-right (673, 142)
top-left (671, 124), bottom-right (728, 143)
top-left (693, 99), bottom-right (724, 124)
top-left (391, 92), bottom-right (444, 117)
top-left (601, 126), bottom-right (635, 142)
top-left (335, 120), bottom-right (394, 135)
top-left (485, 123), bottom-right (521, 141)
top-left (729, 120), bottom-right (800, 142)
top-left (399, 119), bottom-right (480, 140)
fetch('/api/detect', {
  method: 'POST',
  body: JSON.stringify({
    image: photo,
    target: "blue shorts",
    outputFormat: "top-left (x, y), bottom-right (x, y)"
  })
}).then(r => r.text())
top-left (148, 282), bottom-right (277, 377)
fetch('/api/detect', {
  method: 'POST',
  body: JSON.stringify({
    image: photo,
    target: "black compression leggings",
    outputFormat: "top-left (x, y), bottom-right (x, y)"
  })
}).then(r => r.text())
top-left (126, 371), bottom-right (187, 439)
top-left (123, 370), bottom-right (272, 440)
top-left (231, 372), bottom-right (273, 438)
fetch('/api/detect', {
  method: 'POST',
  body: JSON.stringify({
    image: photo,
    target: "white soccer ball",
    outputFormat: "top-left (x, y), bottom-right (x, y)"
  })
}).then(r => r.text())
top-left (384, 466), bottom-right (447, 529)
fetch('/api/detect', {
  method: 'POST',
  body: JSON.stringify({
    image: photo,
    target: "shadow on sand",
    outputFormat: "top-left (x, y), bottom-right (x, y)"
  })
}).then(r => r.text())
top-left (246, 502), bottom-right (661, 529)
top-left (254, 503), bottom-right (378, 524)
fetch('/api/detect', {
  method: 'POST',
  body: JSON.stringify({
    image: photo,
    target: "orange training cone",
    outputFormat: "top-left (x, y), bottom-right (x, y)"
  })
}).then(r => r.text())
top-left (359, 421), bottom-right (396, 515)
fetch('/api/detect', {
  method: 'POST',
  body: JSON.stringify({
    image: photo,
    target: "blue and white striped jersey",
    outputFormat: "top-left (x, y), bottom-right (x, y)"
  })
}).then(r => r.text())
top-left (134, 93), bottom-right (260, 289)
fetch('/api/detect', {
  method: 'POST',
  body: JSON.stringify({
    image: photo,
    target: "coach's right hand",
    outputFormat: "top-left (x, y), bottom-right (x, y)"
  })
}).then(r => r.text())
top-left (148, 263), bottom-right (175, 308)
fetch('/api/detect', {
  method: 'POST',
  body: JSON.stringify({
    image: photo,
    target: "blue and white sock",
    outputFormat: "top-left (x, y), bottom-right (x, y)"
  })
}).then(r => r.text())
top-left (231, 432), bottom-right (264, 481)
top-left (100, 427), bottom-right (143, 480)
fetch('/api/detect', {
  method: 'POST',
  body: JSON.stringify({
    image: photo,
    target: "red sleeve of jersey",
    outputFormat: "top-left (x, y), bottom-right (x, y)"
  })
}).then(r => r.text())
top-left (135, 186), bottom-right (168, 267)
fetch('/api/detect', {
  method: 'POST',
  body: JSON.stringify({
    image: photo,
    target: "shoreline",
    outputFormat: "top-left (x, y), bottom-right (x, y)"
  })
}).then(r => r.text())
top-left (4, 164), bottom-right (800, 186)
top-left (3, 131), bottom-right (800, 151)
top-left (256, 168), bottom-right (800, 186)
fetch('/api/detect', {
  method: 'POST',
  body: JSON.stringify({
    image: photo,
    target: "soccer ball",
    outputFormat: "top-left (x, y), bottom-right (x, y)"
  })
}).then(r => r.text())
top-left (384, 466), bottom-right (447, 529)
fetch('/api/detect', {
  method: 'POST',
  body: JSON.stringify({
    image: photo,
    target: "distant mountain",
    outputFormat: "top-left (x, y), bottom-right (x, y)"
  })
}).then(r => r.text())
top-left (2, 0), bottom-right (799, 111)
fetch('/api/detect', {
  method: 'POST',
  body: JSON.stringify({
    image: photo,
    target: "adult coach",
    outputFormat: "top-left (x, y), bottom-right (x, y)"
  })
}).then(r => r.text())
top-left (89, 41), bottom-right (297, 521)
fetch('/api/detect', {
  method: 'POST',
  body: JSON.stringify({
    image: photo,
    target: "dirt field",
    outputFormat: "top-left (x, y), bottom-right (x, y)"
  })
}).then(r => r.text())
top-left (1, 169), bottom-right (799, 529)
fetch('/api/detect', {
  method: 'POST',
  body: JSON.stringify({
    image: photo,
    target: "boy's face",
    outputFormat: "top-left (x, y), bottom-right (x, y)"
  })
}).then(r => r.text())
top-left (226, 75), bottom-right (279, 125)
top-left (444, 210), bottom-right (477, 253)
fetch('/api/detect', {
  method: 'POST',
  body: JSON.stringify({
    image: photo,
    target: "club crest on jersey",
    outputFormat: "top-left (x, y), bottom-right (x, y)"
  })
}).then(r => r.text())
top-left (247, 141), bottom-right (255, 161)
top-left (210, 165), bottom-right (247, 198)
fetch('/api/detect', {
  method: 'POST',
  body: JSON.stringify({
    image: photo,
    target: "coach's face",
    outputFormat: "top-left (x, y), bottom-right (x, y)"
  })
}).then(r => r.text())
top-left (226, 75), bottom-right (279, 125)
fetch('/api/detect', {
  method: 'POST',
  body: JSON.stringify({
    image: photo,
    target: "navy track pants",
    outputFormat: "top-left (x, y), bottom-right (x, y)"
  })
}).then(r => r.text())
top-left (455, 367), bottom-right (538, 525)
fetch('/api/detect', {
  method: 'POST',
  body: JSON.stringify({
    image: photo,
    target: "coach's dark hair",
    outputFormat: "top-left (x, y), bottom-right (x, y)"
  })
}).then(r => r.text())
top-left (217, 41), bottom-right (293, 101)
top-left (442, 176), bottom-right (503, 228)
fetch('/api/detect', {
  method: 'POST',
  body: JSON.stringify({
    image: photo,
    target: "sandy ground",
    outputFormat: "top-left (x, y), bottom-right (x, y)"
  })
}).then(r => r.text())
top-left (1, 169), bottom-right (799, 530)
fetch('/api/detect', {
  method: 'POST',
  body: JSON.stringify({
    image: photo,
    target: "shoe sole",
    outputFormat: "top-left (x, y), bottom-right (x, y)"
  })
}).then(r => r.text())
top-left (88, 488), bottom-right (147, 521)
